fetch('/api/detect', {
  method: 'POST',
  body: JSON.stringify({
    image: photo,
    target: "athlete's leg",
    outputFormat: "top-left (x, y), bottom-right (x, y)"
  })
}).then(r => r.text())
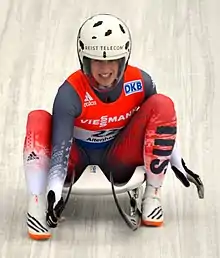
top-left (102, 93), bottom-right (176, 184)
top-left (23, 110), bottom-right (52, 240)
top-left (102, 93), bottom-right (177, 226)
top-left (23, 110), bottom-right (88, 239)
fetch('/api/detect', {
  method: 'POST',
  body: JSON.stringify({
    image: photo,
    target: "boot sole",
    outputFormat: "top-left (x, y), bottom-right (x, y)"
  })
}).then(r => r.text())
top-left (142, 219), bottom-right (163, 227)
top-left (28, 231), bottom-right (51, 240)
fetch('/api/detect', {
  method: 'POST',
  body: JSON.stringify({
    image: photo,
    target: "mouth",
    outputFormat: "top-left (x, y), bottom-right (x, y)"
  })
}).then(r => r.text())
top-left (99, 73), bottom-right (112, 79)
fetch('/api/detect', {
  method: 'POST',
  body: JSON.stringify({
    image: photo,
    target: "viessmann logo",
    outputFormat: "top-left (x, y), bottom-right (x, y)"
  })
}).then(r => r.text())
top-left (80, 107), bottom-right (139, 128)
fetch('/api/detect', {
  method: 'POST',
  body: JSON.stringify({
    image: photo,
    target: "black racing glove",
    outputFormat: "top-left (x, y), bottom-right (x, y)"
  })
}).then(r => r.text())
top-left (171, 159), bottom-right (204, 199)
top-left (46, 190), bottom-right (65, 228)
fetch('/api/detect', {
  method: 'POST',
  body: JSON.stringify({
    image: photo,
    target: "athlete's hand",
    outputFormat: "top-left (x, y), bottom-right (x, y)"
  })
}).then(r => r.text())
top-left (185, 168), bottom-right (204, 199)
top-left (46, 190), bottom-right (65, 228)
top-left (171, 159), bottom-right (204, 199)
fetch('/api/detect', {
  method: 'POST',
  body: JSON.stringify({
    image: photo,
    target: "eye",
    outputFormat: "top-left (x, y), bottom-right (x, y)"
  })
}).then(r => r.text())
top-left (93, 59), bottom-right (102, 63)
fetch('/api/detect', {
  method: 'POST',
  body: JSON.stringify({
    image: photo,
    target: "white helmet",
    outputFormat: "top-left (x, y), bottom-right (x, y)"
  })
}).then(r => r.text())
top-left (77, 14), bottom-right (132, 76)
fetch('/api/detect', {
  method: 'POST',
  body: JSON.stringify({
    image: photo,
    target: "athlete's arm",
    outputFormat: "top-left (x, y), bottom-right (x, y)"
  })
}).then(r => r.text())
top-left (140, 70), bottom-right (157, 99)
top-left (48, 81), bottom-right (82, 187)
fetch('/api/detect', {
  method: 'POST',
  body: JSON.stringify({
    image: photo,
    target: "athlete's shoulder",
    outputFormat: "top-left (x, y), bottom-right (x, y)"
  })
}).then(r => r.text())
top-left (127, 65), bottom-right (157, 99)
top-left (125, 64), bottom-right (141, 74)
top-left (66, 69), bottom-right (85, 85)
top-left (126, 65), bottom-right (154, 81)
top-left (53, 80), bottom-right (82, 117)
top-left (123, 65), bottom-right (145, 83)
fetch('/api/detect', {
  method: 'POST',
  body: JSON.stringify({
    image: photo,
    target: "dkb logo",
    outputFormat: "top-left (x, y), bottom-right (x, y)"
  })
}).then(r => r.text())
top-left (124, 80), bottom-right (143, 96)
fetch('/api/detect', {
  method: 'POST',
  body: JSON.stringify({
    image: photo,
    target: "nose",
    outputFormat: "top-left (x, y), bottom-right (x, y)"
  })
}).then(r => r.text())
top-left (99, 61), bottom-right (112, 71)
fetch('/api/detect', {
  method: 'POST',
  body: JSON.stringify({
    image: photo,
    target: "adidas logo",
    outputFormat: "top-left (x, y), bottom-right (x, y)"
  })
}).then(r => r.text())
top-left (84, 92), bottom-right (97, 107)
top-left (146, 206), bottom-right (163, 220)
top-left (27, 152), bottom-right (39, 161)
top-left (27, 212), bottom-right (49, 234)
top-left (84, 92), bottom-right (93, 102)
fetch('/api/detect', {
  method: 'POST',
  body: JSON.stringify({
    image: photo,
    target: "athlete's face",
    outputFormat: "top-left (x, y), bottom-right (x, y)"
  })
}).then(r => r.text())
top-left (90, 59), bottom-right (119, 87)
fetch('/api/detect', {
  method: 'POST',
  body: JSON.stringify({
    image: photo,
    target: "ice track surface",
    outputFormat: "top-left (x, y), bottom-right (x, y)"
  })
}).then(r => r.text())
top-left (0, 0), bottom-right (219, 257)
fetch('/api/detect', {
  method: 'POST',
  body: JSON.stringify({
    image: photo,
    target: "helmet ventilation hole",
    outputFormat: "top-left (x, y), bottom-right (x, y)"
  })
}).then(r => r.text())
top-left (105, 30), bottom-right (112, 36)
top-left (79, 40), bottom-right (84, 50)
top-left (125, 41), bottom-right (130, 50)
top-left (119, 24), bottom-right (125, 33)
top-left (93, 21), bottom-right (103, 27)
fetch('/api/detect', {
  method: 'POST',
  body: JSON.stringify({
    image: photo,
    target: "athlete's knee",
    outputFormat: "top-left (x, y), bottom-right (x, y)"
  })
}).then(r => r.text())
top-left (145, 93), bottom-right (174, 109)
top-left (26, 110), bottom-right (52, 130)
top-left (143, 93), bottom-right (176, 119)
top-left (24, 110), bottom-right (52, 151)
